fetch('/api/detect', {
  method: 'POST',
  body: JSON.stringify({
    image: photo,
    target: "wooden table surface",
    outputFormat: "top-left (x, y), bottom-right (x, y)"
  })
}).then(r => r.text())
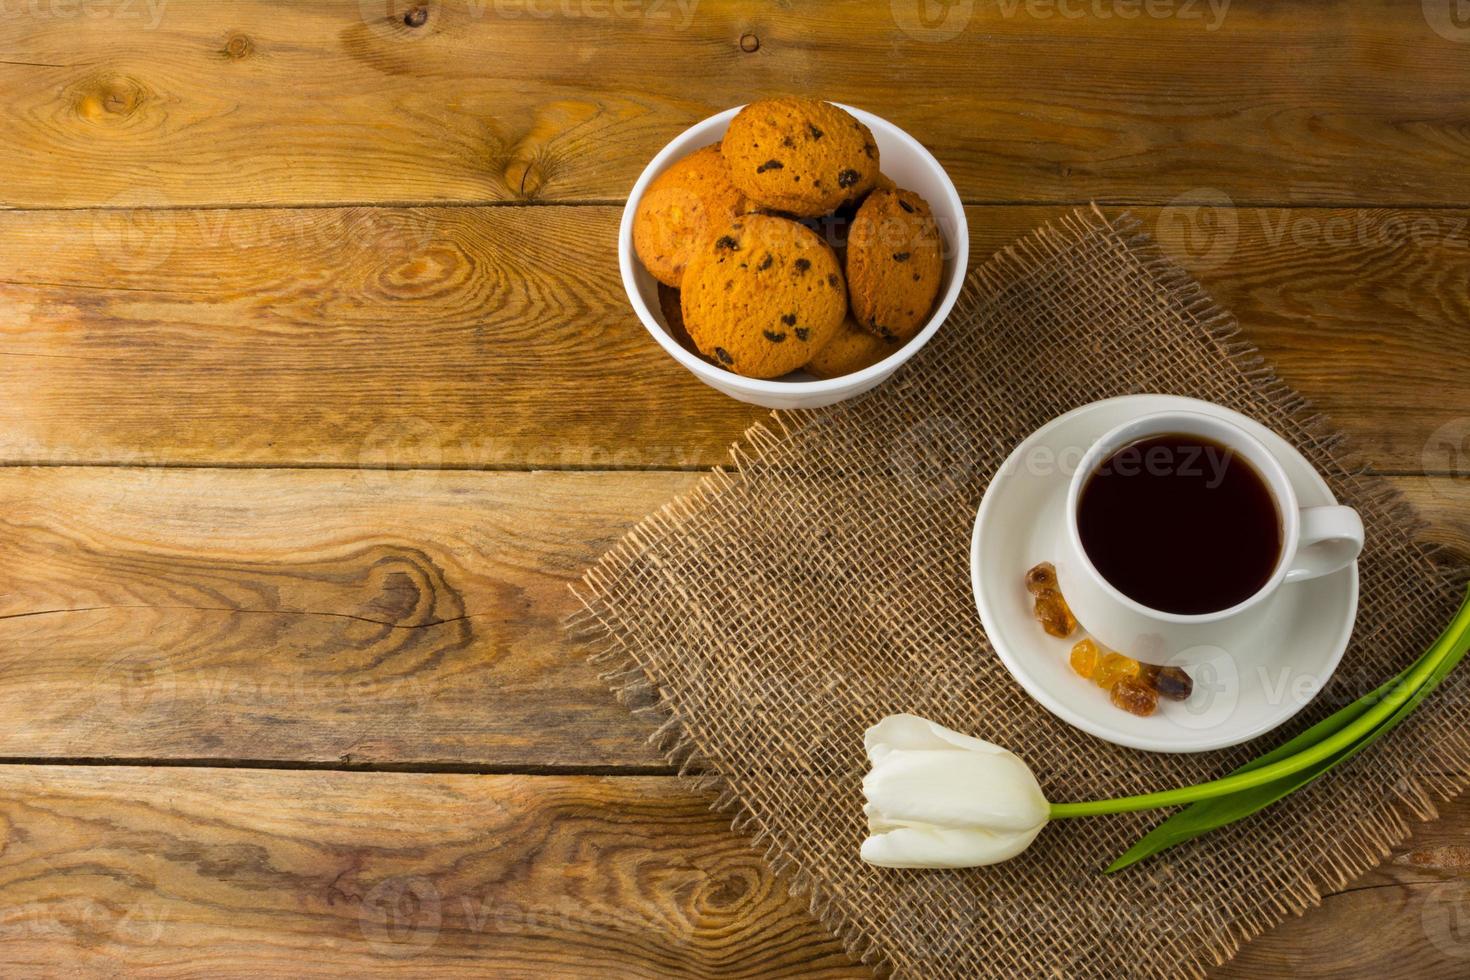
top-left (3, 1), bottom-right (1470, 975)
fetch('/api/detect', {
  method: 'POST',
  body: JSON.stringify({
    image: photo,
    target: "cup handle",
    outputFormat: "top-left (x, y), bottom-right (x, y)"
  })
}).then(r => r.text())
top-left (1284, 506), bottom-right (1363, 583)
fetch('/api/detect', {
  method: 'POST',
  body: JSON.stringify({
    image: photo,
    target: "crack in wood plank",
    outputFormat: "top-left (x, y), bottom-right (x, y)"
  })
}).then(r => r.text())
top-left (0, 603), bottom-right (488, 631)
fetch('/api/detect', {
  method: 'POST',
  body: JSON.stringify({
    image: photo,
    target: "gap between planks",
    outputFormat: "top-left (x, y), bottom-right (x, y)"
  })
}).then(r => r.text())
top-left (0, 462), bottom-right (1457, 478)
top-left (9, 199), bottom-right (1470, 214)
top-left (0, 756), bottom-right (680, 777)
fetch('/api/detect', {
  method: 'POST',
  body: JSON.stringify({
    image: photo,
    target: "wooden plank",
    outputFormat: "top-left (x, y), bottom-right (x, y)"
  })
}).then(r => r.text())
top-left (4, 205), bottom-right (1469, 470)
top-left (0, 766), bottom-right (861, 977)
top-left (1217, 793), bottom-right (1470, 978)
top-left (2, 764), bottom-right (1469, 977)
top-left (0, 467), bottom-right (702, 768)
top-left (2, 1), bottom-right (1469, 208)
top-left (1221, 885), bottom-right (1470, 979)
top-left (1218, 772), bottom-right (1470, 978)
top-left (0, 468), bottom-right (1463, 768)
top-left (0, 205), bottom-right (768, 470)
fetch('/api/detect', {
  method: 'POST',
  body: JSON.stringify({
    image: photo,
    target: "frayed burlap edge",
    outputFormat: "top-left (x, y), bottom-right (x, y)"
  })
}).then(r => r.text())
top-left (568, 204), bottom-right (1470, 979)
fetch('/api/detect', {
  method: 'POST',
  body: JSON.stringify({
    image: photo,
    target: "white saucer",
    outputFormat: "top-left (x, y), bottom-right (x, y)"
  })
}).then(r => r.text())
top-left (971, 395), bottom-right (1359, 753)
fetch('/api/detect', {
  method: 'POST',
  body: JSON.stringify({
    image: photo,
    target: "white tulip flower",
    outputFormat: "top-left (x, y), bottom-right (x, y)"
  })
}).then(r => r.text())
top-left (860, 714), bottom-right (1050, 869)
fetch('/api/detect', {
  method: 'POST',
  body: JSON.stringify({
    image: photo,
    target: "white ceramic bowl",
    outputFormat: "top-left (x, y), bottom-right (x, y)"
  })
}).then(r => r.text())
top-left (619, 104), bottom-right (970, 409)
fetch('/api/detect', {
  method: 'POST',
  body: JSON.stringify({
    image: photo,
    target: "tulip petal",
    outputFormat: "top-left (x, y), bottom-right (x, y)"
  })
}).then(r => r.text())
top-left (861, 824), bottom-right (1044, 868)
top-left (864, 713), bottom-right (1008, 760)
top-left (863, 747), bottom-right (1048, 833)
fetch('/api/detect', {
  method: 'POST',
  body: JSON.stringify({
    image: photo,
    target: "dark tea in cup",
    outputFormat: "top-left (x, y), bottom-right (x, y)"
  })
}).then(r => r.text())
top-left (1076, 433), bottom-right (1281, 615)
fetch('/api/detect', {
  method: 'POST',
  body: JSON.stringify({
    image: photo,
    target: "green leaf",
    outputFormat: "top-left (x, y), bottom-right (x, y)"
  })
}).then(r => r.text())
top-left (1107, 610), bottom-right (1470, 873)
top-left (1105, 677), bottom-right (1396, 872)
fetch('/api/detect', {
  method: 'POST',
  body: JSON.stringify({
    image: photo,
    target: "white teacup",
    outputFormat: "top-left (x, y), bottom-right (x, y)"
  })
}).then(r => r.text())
top-left (1054, 410), bottom-right (1363, 666)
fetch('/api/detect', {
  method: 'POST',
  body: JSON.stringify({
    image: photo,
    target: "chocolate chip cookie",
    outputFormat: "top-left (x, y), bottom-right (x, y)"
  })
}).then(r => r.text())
top-left (845, 187), bottom-right (944, 343)
top-left (633, 143), bottom-right (751, 287)
top-left (680, 214), bottom-right (847, 378)
top-left (721, 98), bottom-right (880, 217)
top-left (806, 315), bottom-right (899, 379)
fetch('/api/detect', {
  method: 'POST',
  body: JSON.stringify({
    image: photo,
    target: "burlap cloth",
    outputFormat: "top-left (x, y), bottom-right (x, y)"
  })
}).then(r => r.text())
top-left (572, 206), bottom-right (1469, 978)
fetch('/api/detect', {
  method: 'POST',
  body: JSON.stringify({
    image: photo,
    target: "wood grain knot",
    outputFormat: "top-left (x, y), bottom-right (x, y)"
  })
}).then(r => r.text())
top-left (362, 554), bottom-right (441, 626)
top-left (222, 34), bottom-right (255, 60)
top-left (375, 243), bottom-right (472, 300)
top-left (739, 33), bottom-right (760, 53)
top-left (701, 872), bottom-right (752, 908)
top-left (72, 74), bottom-right (149, 123)
top-left (498, 100), bottom-right (603, 200)
top-left (689, 867), bottom-right (760, 917)
top-left (404, 6), bottom-right (429, 28)
top-left (1404, 844), bottom-right (1470, 874)
top-left (503, 151), bottom-right (553, 200)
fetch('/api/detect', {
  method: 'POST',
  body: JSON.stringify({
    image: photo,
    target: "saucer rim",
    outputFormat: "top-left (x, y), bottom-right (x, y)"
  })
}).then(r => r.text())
top-left (970, 394), bottom-right (1360, 753)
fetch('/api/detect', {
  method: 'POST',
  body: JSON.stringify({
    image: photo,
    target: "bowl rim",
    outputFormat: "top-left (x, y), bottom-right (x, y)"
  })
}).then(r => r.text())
top-left (618, 102), bottom-right (970, 395)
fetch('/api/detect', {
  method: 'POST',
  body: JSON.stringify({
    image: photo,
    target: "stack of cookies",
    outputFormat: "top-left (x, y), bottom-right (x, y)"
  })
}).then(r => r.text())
top-left (633, 97), bottom-right (946, 380)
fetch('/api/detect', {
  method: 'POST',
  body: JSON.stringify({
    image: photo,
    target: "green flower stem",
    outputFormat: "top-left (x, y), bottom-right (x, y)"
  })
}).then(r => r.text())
top-left (1048, 584), bottom-right (1470, 820)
